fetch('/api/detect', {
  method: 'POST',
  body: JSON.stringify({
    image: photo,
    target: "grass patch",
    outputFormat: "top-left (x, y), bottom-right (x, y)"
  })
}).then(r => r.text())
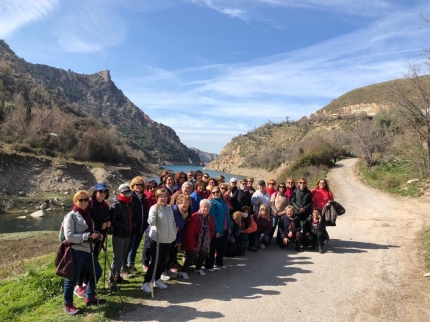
top-left (360, 160), bottom-right (425, 197)
top-left (0, 233), bottom-right (156, 321)
top-left (424, 229), bottom-right (430, 271)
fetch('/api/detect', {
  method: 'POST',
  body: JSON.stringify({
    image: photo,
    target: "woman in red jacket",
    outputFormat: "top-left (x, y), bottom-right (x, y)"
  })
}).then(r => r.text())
top-left (311, 178), bottom-right (334, 211)
top-left (178, 199), bottom-right (214, 280)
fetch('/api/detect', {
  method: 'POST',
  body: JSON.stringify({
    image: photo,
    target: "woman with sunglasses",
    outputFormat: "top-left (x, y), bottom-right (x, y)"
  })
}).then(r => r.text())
top-left (174, 172), bottom-right (187, 192)
top-left (205, 187), bottom-right (231, 271)
top-left (74, 183), bottom-right (111, 298)
top-left (123, 177), bottom-right (148, 274)
top-left (270, 182), bottom-right (289, 239)
top-left (291, 178), bottom-right (313, 222)
top-left (108, 183), bottom-right (134, 290)
top-left (285, 178), bottom-right (296, 199)
top-left (62, 190), bottom-right (105, 315)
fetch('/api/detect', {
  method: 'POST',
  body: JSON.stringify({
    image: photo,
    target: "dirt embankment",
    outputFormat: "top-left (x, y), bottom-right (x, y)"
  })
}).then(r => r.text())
top-left (0, 152), bottom-right (159, 212)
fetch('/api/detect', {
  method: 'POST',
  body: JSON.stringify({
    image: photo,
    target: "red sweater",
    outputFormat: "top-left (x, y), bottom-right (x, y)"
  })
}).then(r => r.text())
top-left (181, 212), bottom-right (214, 251)
top-left (311, 188), bottom-right (333, 211)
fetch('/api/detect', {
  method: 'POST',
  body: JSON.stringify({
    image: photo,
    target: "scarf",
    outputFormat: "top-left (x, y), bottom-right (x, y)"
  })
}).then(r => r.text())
top-left (72, 205), bottom-right (93, 231)
top-left (118, 194), bottom-right (132, 203)
top-left (196, 213), bottom-right (211, 257)
top-left (134, 192), bottom-right (143, 200)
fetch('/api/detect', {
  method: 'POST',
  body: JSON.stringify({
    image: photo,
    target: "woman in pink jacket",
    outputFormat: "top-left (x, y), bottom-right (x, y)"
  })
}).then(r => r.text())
top-left (311, 178), bottom-right (334, 211)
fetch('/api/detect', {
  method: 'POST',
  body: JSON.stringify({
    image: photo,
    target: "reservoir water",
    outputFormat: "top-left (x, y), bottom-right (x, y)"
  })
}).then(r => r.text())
top-left (0, 166), bottom-right (246, 234)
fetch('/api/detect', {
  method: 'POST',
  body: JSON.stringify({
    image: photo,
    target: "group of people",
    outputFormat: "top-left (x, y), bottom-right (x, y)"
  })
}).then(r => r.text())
top-left (57, 169), bottom-right (337, 315)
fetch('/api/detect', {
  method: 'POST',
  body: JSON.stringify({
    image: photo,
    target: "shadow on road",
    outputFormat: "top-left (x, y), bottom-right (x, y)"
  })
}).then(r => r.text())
top-left (327, 238), bottom-right (399, 254)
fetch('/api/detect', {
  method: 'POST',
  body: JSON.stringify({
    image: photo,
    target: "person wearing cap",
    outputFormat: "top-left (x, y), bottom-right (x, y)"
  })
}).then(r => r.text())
top-left (229, 177), bottom-right (241, 212)
top-left (251, 180), bottom-right (272, 215)
top-left (108, 183), bottom-right (134, 290)
top-left (123, 176), bottom-right (148, 274)
top-left (74, 183), bottom-right (111, 298)
top-left (187, 171), bottom-right (196, 185)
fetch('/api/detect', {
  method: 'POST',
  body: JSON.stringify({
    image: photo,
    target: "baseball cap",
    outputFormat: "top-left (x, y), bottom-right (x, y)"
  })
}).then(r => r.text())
top-left (94, 182), bottom-right (108, 191)
top-left (118, 183), bottom-right (131, 193)
top-left (258, 180), bottom-right (266, 186)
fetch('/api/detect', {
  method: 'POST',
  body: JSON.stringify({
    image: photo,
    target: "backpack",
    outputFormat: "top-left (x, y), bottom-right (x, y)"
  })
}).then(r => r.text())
top-left (59, 212), bottom-right (77, 242)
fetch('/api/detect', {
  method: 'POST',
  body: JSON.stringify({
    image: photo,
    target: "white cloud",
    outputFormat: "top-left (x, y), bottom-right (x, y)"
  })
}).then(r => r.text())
top-left (56, 1), bottom-right (127, 53)
top-left (0, 0), bottom-right (58, 37)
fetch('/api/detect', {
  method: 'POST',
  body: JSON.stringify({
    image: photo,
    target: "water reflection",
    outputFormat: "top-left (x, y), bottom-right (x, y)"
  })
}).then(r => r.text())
top-left (0, 209), bottom-right (67, 234)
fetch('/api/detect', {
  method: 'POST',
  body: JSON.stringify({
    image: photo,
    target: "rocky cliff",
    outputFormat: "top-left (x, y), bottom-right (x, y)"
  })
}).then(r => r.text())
top-left (190, 147), bottom-right (218, 164)
top-left (0, 39), bottom-right (200, 164)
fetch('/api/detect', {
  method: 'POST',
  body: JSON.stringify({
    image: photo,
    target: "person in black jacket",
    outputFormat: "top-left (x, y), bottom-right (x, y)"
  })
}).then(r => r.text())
top-left (303, 207), bottom-right (328, 253)
top-left (277, 205), bottom-right (302, 252)
top-left (109, 183), bottom-right (134, 290)
top-left (123, 176), bottom-right (148, 274)
top-left (291, 177), bottom-right (313, 222)
top-left (236, 179), bottom-right (252, 210)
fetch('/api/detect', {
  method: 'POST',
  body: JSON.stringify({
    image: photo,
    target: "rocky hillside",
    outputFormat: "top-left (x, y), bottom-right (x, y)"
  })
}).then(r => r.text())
top-left (190, 147), bottom-right (218, 164)
top-left (206, 76), bottom-right (430, 176)
top-left (0, 40), bottom-right (200, 165)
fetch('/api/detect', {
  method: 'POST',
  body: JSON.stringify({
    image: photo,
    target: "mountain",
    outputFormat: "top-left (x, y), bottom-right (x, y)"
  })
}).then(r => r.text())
top-left (189, 147), bottom-right (218, 164)
top-left (0, 39), bottom-right (200, 165)
top-left (206, 75), bottom-right (430, 176)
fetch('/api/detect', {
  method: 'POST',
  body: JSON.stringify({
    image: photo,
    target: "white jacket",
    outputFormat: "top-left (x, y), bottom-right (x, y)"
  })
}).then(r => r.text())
top-left (148, 204), bottom-right (177, 244)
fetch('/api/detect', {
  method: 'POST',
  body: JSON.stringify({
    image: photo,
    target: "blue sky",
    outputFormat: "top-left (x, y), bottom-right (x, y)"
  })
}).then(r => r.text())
top-left (1, 0), bottom-right (430, 154)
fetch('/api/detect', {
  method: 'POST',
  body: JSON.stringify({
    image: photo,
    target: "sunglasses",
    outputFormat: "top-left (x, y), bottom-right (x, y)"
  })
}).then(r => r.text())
top-left (269, 182), bottom-right (275, 185)
top-left (247, 180), bottom-right (253, 183)
top-left (203, 175), bottom-right (209, 178)
top-left (149, 186), bottom-right (157, 189)
top-left (135, 183), bottom-right (144, 187)
top-left (231, 181), bottom-right (237, 184)
top-left (299, 182), bottom-right (306, 184)
top-left (212, 191), bottom-right (221, 194)
top-left (221, 187), bottom-right (227, 190)
top-left (78, 198), bottom-right (89, 203)
top-left (279, 186), bottom-right (286, 188)
top-left (180, 176), bottom-right (186, 179)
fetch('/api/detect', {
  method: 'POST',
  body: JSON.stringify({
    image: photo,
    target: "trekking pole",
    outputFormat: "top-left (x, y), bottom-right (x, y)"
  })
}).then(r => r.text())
top-left (100, 241), bottom-right (124, 304)
top-left (89, 239), bottom-right (101, 313)
top-left (150, 205), bottom-right (160, 299)
top-left (103, 235), bottom-right (108, 290)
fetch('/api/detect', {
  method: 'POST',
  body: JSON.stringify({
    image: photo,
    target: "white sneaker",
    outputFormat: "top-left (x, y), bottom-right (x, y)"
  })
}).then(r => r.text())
top-left (178, 272), bottom-right (189, 280)
top-left (141, 282), bottom-right (151, 293)
top-left (219, 265), bottom-right (227, 269)
top-left (260, 244), bottom-right (265, 249)
top-left (154, 279), bottom-right (168, 289)
top-left (160, 272), bottom-right (171, 281)
top-left (194, 269), bottom-right (206, 276)
top-left (207, 268), bottom-right (215, 272)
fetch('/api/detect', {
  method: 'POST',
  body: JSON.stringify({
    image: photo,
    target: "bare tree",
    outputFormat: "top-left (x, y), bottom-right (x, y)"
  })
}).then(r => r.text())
top-left (393, 51), bottom-right (430, 175)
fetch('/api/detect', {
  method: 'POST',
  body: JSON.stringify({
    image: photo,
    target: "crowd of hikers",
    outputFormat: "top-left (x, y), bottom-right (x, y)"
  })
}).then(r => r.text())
top-left (56, 169), bottom-right (344, 315)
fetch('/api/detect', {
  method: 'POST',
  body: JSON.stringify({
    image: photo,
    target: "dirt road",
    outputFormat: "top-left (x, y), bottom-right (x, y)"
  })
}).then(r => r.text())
top-left (117, 158), bottom-right (430, 322)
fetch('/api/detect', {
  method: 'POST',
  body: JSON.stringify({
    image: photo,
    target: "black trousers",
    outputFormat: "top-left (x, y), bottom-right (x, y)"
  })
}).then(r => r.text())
top-left (183, 250), bottom-right (206, 271)
top-left (143, 240), bottom-right (170, 283)
top-left (303, 232), bottom-right (325, 247)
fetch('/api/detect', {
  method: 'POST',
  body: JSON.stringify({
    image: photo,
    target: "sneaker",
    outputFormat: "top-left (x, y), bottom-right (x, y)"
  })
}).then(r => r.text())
top-left (194, 269), bottom-right (206, 276)
top-left (319, 247), bottom-right (324, 254)
top-left (207, 268), bottom-right (215, 272)
top-left (154, 279), bottom-right (168, 289)
top-left (115, 275), bottom-right (128, 284)
top-left (128, 265), bottom-right (139, 274)
top-left (64, 302), bottom-right (80, 315)
top-left (120, 266), bottom-right (129, 274)
top-left (74, 285), bottom-right (86, 298)
top-left (85, 297), bottom-right (106, 306)
top-left (160, 272), bottom-right (171, 281)
top-left (141, 282), bottom-right (151, 293)
top-left (178, 271), bottom-right (189, 280)
top-left (108, 282), bottom-right (117, 291)
top-left (215, 264), bottom-right (227, 269)
top-left (260, 244), bottom-right (265, 249)
top-left (248, 246), bottom-right (258, 252)
top-left (164, 270), bottom-right (178, 278)
top-left (142, 264), bottom-right (149, 272)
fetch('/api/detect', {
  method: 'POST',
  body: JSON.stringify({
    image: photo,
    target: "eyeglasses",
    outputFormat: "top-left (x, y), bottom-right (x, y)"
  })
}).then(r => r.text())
top-left (212, 191), bottom-right (221, 194)
top-left (135, 183), bottom-right (144, 187)
top-left (97, 190), bottom-right (108, 194)
top-left (78, 198), bottom-right (89, 203)
top-left (299, 182), bottom-right (306, 184)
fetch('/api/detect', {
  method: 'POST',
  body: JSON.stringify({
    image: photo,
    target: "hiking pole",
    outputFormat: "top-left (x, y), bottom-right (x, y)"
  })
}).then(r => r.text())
top-left (89, 239), bottom-right (101, 313)
top-left (150, 206), bottom-right (160, 299)
top-left (103, 235), bottom-right (108, 290)
top-left (100, 241), bottom-right (124, 304)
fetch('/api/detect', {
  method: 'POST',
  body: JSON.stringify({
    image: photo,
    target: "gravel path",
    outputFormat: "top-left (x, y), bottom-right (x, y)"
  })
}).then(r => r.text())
top-left (116, 158), bottom-right (430, 322)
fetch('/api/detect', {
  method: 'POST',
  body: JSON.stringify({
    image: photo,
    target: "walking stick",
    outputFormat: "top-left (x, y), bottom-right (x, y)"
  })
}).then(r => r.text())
top-left (103, 235), bottom-right (108, 289)
top-left (89, 239), bottom-right (101, 313)
top-left (150, 205), bottom-right (160, 299)
top-left (100, 241), bottom-right (124, 304)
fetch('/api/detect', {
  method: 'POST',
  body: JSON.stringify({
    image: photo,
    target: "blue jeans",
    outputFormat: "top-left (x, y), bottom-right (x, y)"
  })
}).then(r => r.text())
top-left (64, 248), bottom-right (102, 304)
top-left (124, 231), bottom-right (144, 267)
top-left (254, 233), bottom-right (271, 248)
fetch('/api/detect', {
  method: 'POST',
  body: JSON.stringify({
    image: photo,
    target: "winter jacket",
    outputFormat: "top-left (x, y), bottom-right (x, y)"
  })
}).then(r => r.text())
top-left (229, 186), bottom-right (241, 212)
top-left (145, 191), bottom-right (157, 211)
top-left (303, 215), bottom-right (327, 235)
top-left (181, 212), bottom-right (214, 251)
top-left (131, 192), bottom-right (148, 234)
top-left (236, 189), bottom-right (252, 210)
top-left (209, 197), bottom-right (232, 236)
top-left (322, 204), bottom-right (338, 226)
top-left (110, 197), bottom-right (133, 239)
top-left (88, 199), bottom-right (110, 234)
top-left (190, 190), bottom-right (206, 213)
top-left (311, 188), bottom-right (334, 211)
top-left (148, 204), bottom-right (177, 244)
top-left (253, 213), bottom-right (273, 235)
top-left (291, 188), bottom-right (313, 221)
top-left (63, 210), bottom-right (92, 253)
top-left (270, 192), bottom-right (290, 216)
top-left (172, 204), bottom-right (188, 244)
top-left (55, 240), bottom-right (75, 279)
top-left (278, 215), bottom-right (302, 240)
